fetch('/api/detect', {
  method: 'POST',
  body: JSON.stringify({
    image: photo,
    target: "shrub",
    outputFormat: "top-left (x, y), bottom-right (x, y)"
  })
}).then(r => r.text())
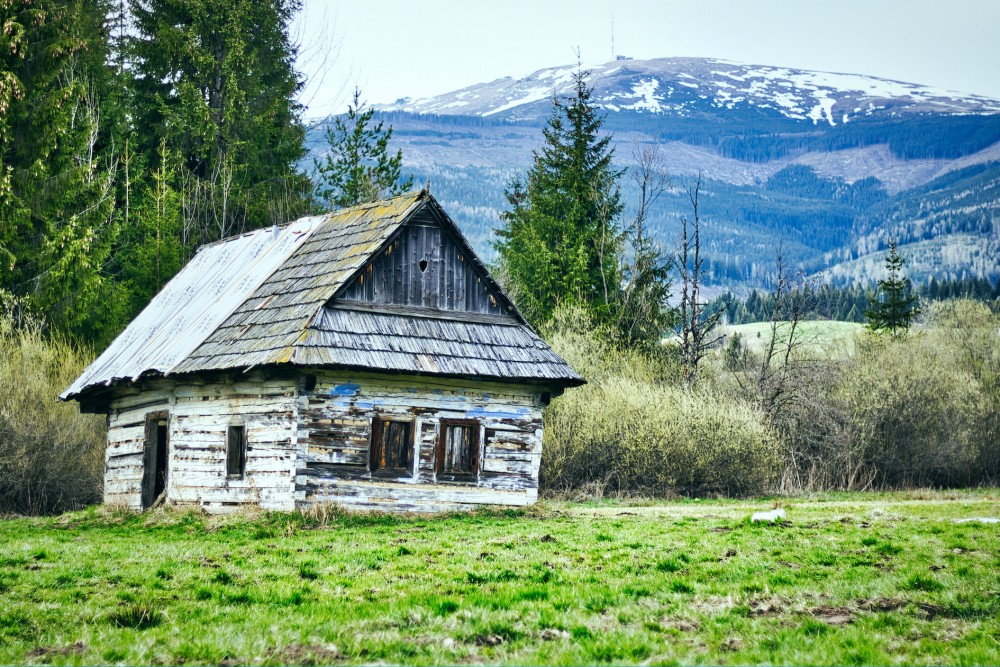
top-left (837, 300), bottom-right (999, 488)
top-left (542, 319), bottom-right (781, 497)
top-left (0, 295), bottom-right (106, 515)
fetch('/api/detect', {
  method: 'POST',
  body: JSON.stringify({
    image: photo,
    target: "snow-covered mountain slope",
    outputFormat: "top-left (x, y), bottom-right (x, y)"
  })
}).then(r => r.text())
top-left (379, 57), bottom-right (1000, 124)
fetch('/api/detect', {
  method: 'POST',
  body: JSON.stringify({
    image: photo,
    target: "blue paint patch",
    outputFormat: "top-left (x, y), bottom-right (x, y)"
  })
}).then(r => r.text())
top-left (467, 406), bottom-right (530, 420)
top-left (330, 383), bottom-right (361, 396)
top-left (354, 401), bottom-right (374, 409)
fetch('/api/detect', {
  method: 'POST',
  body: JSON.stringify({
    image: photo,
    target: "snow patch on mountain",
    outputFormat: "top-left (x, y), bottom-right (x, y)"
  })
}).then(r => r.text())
top-left (377, 57), bottom-right (1000, 123)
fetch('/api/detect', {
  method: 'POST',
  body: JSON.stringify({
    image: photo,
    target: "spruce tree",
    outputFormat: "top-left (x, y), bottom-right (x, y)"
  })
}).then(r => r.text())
top-left (866, 240), bottom-right (920, 335)
top-left (496, 71), bottom-right (625, 327)
top-left (314, 88), bottom-right (413, 209)
top-left (0, 0), bottom-right (130, 342)
top-left (129, 0), bottom-right (312, 243)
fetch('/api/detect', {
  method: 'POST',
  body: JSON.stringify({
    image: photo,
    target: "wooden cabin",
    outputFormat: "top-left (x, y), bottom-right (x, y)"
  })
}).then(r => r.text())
top-left (62, 191), bottom-right (583, 513)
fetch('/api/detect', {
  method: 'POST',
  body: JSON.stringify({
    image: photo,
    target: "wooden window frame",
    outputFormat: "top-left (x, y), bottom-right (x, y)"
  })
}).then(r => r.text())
top-left (436, 419), bottom-right (480, 483)
top-left (226, 424), bottom-right (248, 479)
top-left (369, 416), bottom-right (416, 478)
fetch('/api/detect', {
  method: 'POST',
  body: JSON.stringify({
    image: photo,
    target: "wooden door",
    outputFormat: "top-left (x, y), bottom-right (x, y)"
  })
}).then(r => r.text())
top-left (141, 411), bottom-right (169, 509)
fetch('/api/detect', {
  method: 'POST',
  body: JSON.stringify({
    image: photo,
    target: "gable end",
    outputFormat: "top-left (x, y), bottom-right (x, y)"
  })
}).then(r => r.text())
top-left (335, 205), bottom-right (510, 317)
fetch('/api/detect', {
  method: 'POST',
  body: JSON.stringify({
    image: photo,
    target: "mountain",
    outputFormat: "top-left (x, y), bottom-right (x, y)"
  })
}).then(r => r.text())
top-left (380, 57), bottom-right (1000, 123)
top-left (306, 57), bottom-right (1000, 289)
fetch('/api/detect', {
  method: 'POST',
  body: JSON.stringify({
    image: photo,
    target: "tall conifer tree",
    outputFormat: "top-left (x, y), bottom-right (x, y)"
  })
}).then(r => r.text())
top-left (866, 240), bottom-right (920, 335)
top-left (0, 0), bottom-right (129, 341)
top-left (129, 0), bottom-right (312, 243)
top-left (496, 71), bottom-right (625, 327)
top-left (314, 89), bottom-right (413, 209)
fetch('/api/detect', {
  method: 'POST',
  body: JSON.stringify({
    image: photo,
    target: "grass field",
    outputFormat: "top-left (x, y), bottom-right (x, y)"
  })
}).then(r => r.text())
top-left (720, 320), bottom-right (864, 357)
top-left (1, 491), bottom-right (998, 665)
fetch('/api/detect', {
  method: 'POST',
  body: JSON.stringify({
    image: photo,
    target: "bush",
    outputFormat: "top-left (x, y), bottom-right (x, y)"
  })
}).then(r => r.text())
top-left (755, 299), bottom-right (1000, 491)
top-left (542, 318), bottom-right (781, 497)
top-left (838, 300), bottom-right (1000, 488)
top-left (0, 295), bottom-right (106, 514)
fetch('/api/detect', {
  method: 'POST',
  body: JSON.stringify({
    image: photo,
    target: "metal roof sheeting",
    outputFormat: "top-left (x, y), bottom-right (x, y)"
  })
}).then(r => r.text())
top-left (64, 191), bottom-right (583, 400)
top-left (61, 216), bottom-right (324, 400)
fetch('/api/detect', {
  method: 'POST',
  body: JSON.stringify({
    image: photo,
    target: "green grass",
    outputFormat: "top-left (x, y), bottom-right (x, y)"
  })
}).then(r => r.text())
top-left (722, 320), bottom-right (863, 358)
top-left (1, 491), bottom-right (999, 664)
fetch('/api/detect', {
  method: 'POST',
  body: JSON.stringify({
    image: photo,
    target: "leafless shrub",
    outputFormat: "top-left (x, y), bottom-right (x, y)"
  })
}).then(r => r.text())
top-left (0, 293), bottom-right (106, 514)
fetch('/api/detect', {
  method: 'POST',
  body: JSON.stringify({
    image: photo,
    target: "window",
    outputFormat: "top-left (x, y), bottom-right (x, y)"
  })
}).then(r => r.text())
top-left (370, 418), bottom-right (414, 475)
top-left (436, 419), bottom-right (479, 480)
top-left (226, 425), bottom-right (247, 477)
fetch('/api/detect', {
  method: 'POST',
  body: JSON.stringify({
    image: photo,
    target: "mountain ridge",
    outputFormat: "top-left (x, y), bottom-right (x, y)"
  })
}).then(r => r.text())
top-left (377, 57), bottom-right (1000, 123)
top-left (305, 56), bottom-right (1000, 289)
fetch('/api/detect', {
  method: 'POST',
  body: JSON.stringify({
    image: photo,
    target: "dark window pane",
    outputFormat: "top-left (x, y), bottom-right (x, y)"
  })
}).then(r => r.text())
top-left (372, 419), bottom-right (413, 473)
top-left (437, 421), bottom-right (478, 477)
top-left (444, 425), bottom-right (473, 473)
top-left (227, 425), bottom-right (246, 477)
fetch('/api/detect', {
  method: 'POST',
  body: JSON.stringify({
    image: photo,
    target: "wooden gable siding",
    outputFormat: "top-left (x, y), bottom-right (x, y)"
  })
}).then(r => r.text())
top-left (337, 210), bottom-right (508, 315)
top-left (104, 376), bottom-right (299, 513)
top-left (295, 370), bottom-right (544, 512)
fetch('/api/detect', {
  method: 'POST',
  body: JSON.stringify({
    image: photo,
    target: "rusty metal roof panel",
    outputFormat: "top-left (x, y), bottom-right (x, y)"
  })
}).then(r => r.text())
top-left (61, 216), bottom-right (325, 400)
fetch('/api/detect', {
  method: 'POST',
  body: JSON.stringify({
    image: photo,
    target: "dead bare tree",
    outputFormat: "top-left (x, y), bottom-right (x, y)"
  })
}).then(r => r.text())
top-left (733, 252), bottom-right (813, 413)
top-left (611, 144), bottom-right (673, 346)
top-left (676, 173), bottom-right (723, 386)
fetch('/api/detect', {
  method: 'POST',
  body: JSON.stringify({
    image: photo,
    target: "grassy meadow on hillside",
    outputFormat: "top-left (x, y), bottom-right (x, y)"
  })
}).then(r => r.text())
top-left (719, 320), bottom-right (864, 357)
top-left (1, 492), bottom-right (999, 665)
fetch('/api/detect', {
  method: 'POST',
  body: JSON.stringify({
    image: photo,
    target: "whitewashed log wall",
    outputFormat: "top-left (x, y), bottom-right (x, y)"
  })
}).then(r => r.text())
top-left (103, 370), bottom-right (546, 513)
top-left (296, 370), bottom-right (545, 512)
top-left (104, 375), bottom-right (298, 512)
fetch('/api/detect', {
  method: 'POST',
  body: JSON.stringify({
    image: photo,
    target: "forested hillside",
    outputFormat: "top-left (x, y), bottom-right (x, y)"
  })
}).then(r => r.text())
top-left (307, 58), bottom-right (1000, 289)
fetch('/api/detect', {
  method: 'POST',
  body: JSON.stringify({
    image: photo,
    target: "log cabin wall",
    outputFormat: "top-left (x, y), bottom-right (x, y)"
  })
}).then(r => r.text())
top-left (104, 375), bottom-right (299, 513)
top-left (104, 384), bottom-right (172, 510)
top-left (296, 369), bottom-right (545, 512)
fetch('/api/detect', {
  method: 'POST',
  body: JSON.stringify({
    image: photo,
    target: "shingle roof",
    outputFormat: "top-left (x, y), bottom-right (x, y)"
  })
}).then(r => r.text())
top-left (63, 191), bottom-right (582, 401)
top-left (297, 307), bottom-right (583, 383)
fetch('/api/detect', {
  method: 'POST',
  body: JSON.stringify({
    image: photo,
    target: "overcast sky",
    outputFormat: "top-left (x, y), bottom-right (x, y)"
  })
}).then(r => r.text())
top-left (293, 0), bottom-right (1000, 119)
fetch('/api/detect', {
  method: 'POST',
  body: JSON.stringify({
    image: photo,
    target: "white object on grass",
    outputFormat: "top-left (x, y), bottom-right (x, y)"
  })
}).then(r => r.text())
top-left (751, 508), bottom-right (786, 523)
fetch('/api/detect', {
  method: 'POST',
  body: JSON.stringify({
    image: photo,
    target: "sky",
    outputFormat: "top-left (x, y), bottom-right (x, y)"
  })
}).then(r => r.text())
top-left (292, 0), bottom-right (1000, 119)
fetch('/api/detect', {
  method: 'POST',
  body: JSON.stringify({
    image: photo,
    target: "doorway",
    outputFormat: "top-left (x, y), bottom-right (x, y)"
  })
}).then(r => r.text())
top-left (142, 411), bottom-right (169, 509)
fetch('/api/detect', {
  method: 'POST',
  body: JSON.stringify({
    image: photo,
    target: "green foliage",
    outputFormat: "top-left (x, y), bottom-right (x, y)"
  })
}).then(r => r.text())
top-left (761, 301), bottom-right (1000, 490)
top-left (542, 313), bottom-right (781, 497)
top-left (129, 0), bottom-right (312, 242)
top-left (866, 241), bottom-right (920, 335)
top-left (0, 0), bottom-right (129, 342)
top-left (116, 139), bottom-right (185, 313)
top-left (1, 0), bottom-right (315, 347)
top-left (496, 71), bottom-right (626, 328)
top-left (314, 88), bottom-right (413, 208)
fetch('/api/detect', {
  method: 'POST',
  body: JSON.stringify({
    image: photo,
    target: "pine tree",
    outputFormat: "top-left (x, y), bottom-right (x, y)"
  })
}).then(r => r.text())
top-left (129, 0), bottom-right (312, 243)
top-left (496, 70), bottom-right (625, 327)
top-left (0, 0), bottom-right (130, 341)
top-left (314, 89), bottom-right (413, 209)
top-left (866, 240), bottom-right (920, 335)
